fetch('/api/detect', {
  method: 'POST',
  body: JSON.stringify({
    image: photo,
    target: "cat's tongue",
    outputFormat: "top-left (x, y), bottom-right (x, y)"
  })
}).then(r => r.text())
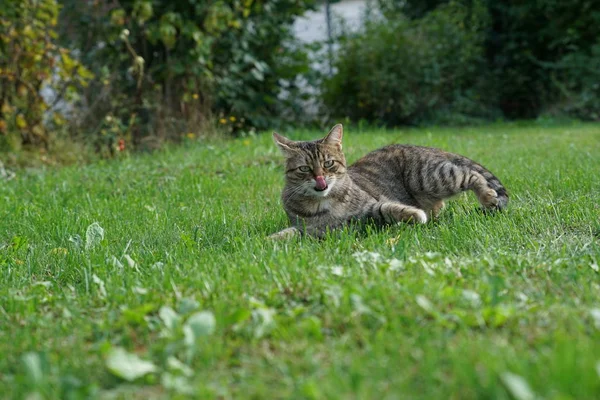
top-left (315, 176), bottom-right (328, 191)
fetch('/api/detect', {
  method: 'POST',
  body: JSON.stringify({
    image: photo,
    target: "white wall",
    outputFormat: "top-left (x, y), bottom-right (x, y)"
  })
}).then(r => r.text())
top-left (293, 0), bottom-right (370, 44)
top-left (288, 1), bottom-right (372, 115)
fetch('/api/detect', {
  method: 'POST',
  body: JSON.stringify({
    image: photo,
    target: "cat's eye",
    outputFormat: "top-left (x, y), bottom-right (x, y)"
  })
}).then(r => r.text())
top-left (323, 160), bottom-right (334, 168)
top-left (298, 166), bottom-right (311, 172)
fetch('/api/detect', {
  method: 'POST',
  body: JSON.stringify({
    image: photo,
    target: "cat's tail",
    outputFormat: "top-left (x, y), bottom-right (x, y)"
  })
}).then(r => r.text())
top-left (469, 163), bottom-right (509, 210)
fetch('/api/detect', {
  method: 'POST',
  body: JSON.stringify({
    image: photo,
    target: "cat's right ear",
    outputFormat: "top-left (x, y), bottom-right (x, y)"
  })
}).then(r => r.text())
top-left (273, 132), bottom-right (295, 155)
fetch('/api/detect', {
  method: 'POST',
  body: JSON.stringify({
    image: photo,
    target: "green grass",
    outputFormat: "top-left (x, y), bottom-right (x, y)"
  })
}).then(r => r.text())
top-left (1, 122), bottom-right (599, 399)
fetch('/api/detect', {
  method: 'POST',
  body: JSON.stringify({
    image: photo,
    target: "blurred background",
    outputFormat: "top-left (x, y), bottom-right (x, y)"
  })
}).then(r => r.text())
top-left (1, 0), bottom-right (599, 163)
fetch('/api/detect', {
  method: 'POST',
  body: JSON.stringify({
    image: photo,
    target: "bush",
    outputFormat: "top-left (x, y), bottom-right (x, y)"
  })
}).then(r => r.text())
top-left (57, 0), bottom-right (316, 150)
top-left (323, 1), bottom-right (496, 126)
top-left (0, 0), bottom-right (92, 151)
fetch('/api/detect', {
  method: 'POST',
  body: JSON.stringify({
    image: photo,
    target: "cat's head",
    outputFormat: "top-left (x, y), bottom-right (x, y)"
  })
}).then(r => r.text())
top-left (273, 124), bottom-right (347, 198)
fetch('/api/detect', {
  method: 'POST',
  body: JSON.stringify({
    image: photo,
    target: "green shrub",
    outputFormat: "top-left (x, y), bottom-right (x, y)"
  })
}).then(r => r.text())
top-left (57, 0), bottom-right (316, 150)
top-left (0, 0), bottom-right (92, 151)
top-left (323, 1), bottom-right (495, 126)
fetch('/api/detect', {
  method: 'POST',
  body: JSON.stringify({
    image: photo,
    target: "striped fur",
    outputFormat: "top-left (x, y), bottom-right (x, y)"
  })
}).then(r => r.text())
top-left (270, 124), bottom-right (508, 239)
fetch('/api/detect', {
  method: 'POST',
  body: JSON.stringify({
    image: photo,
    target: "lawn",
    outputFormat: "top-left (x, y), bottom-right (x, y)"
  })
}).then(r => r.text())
top-left (1, 122), bottom-right (599, 399)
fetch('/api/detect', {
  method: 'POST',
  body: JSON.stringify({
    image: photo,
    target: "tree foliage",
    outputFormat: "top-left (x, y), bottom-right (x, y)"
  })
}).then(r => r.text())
top-left (485, 0), bottom-right (600, 119)
top-left (367, 0), bottom-right (600, 121)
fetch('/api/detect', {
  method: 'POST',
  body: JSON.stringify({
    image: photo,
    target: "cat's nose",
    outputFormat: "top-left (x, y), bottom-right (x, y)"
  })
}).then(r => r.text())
top-left (314, 176), bottom-right (328, 191)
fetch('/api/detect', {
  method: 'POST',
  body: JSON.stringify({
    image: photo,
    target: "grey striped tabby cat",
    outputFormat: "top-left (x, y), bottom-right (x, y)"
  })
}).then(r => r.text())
top-left (270, 124), bottom-right (508, 239)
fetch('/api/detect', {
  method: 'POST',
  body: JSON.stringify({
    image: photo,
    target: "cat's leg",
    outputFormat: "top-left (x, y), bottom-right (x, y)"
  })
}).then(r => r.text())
top-left (431, 200), bottom-right (445, 219)
top-left (466, 171), bottom-right (500, 209)
top-left (414, 160), bottom-right (508, 211)
top-left (268, 227), bottom-right (301, 240)
top-left (441, 161), bottom-right (507, 210)
top-left (374, 202), bottom-right (428, 224)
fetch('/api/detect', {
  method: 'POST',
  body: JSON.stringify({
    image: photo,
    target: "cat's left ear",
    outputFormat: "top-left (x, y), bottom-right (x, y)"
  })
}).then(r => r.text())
top-left (323, 124), bottom-right (343, 149)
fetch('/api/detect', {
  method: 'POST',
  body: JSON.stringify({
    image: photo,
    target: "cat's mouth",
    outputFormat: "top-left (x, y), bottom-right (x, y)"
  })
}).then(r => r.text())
top-left (314, 176), bottom-right (328, 191)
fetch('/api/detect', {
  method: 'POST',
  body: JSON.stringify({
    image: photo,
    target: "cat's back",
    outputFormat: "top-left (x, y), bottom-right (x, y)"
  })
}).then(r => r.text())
top-left (347, 144), bottom-right (455, 200)
top-left (349, 144), bottom-right (450, 173)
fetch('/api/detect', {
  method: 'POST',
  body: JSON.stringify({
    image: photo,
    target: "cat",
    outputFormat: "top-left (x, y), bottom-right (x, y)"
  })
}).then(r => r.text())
top-left (270, 124), bottom-right (508, 239)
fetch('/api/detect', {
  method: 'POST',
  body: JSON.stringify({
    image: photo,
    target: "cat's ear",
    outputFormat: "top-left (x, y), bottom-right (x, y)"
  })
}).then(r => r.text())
top-left (323, 124), bottom-right (343, 149)
top-left (273, 132), bottom-right (296, 154)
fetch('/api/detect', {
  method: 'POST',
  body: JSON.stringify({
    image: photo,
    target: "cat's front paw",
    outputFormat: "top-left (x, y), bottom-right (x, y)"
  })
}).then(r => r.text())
top-left (385, 203), bottom-right (428, 224)
top-left (268, 227), bottom-right (300, 240)
top-left (409, 209), bottom-right (428, 224)
top-left (479, 188), bottom-right (499, 209)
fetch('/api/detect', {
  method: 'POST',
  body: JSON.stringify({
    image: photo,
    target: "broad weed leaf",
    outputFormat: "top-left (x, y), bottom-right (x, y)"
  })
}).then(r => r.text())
top-left (22, 352), bottom-right (43, 385)
top-left (590, 308), bottom-right (600, 329)
top-left (167, 357), bottom-right (193, 377)
top-left (68, 234), bottom-right (82, 249)
top-left (0, 160), bottom-right (16, 181)
top-left (501, 372), bottom-right (535, 400)
top-left (159, 306), bottom-right (180, 332)
top-left (92, 274), bottom-right (107, 298)
top-left (184, 311), bottom-right (216, 346)
top-left (161, 372), bottom-right (194, 395)
top-left (105, 347), bottom-right (156, 381)
top-left (85, 222), bottom-right (104, 251)
top-left (178, 297), bottom-right (200, 314)
top-left (110, 256), bottom-right (124, 269)
top-left (251, 308), bottom-right (275, 339)
top-left (124, 254), bottom-right (137, 269)
top-left (416, 295), bottom-right (434, 313)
